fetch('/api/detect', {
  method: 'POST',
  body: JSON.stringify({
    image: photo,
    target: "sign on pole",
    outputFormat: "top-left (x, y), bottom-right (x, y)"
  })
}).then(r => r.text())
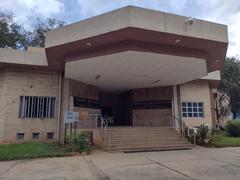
top-left (64, 111), bottom-right (79, 124)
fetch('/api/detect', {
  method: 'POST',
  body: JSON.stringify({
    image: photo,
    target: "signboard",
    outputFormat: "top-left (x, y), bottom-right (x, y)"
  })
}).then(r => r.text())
top-left (73, 97), bottom-right (100, 109)
top-left (64, 111), bottom-right (79, 123)
top-left (132, 100), bottom-right (172, 109)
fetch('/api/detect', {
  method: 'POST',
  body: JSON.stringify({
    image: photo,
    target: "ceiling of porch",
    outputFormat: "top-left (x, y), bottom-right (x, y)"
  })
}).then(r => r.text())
top-left (65, 51), bottom-right (207, 92)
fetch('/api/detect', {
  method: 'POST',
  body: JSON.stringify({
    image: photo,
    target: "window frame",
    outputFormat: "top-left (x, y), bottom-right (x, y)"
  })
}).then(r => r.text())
top-left (32, 132), bottom-right (40, 140)
top-left (181, 102), bottom-right (204, 118)
top-left (19, 96), bottom-right (56, 119)
top-left (16, 133), bottom-right (25, 140)
top-left (47, 132), bottom-right (54, 140)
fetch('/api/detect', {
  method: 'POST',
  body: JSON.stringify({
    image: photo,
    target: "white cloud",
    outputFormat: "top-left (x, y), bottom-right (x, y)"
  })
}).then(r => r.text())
top-left (192, 0), bottom-right (240, 57)
top-left (0, 0), bottom-right (64, 28)
top-left (76, 0), bottom-right (188, 17)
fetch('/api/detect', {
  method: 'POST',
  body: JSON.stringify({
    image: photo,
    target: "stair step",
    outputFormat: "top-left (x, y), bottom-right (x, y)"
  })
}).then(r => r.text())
top-left (106, 145), bottom-right (192, 152)
top-left (109, 137), bottom-right (182, 140)
top-left (107, 141), bottom-right (189, 146)
top-left (101, 127), bottom-right (191, 152)
top-left (108, 134), bottom-right (182, 138)
top-left (108, 141), bottom-right (188, 145)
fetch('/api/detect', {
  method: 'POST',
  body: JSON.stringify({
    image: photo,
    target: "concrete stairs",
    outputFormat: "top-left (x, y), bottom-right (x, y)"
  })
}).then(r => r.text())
top-left (102, 127), bottom-right (192, 152)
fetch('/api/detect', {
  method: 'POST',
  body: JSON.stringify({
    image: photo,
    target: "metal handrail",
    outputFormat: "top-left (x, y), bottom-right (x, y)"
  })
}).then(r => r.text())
top-left (100, 117), bottom-right (110, 149)
top-left (170, 115), bottom-right (185, 136)
top-left (170, 115), bottom-right (197, 144)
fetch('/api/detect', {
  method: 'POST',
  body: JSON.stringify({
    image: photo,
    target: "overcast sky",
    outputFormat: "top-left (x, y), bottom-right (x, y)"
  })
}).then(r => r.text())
top-left (0, 0), bottom-right (239, 57)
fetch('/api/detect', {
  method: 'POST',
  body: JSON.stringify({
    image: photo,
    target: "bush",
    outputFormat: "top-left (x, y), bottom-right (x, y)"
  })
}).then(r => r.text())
top-left (196, 124), bottom-right (212, 145)
top-left (66, 132), bottom-right (90, 153)
top-left (226, 120), bottom-right (240, 137)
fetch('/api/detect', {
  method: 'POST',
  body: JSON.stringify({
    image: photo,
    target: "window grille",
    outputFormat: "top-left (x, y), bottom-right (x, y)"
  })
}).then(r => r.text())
top-left (19, 96), bottom-right (56, 118)
top-left (47, 132), bottom-right (54, 140)
top-left (16, 133), bottom-right (24, 140)
top-left (182, 102), bottom-right (204, 118)
top-left (32, 132), bottom-right (40, 139)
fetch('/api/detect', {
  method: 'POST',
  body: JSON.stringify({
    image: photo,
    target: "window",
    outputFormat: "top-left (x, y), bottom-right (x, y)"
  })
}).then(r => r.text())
top-left (32, 132), bottom-right (40, 140)
top-left (16, 133), bottom-right (24, 140)
top-left (182, 102), bottom-right (204, 118)
top-left (19, 96), bottom-right (56, 118)
top-left (47, 132), bottom-right (54, 140)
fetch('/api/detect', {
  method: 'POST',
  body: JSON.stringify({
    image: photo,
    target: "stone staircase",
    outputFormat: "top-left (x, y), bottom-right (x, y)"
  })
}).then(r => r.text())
top-left (102, 127), bottom-right (192, 152)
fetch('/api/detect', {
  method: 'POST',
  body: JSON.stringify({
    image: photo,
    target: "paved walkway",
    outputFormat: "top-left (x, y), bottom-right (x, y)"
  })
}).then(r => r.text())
top-left (0, 146), bottom-right (240, 180)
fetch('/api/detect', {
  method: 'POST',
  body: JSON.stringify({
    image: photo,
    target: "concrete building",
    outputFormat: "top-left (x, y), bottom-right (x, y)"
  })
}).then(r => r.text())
top-left (0, 6), bottom-right (228, 150)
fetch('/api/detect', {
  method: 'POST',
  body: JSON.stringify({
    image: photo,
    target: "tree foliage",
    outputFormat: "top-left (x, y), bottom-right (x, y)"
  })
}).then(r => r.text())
top-left (0, 13), bottom-right (28, 49)
top-left (219, 57), bottom-right (240, 118)
top-left (27, 18), bottom-right (64, 47)
top-left (0, 12), bottom-right (64, 49)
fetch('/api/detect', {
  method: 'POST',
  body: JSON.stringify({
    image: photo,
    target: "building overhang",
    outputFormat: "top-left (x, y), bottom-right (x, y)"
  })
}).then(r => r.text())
top-left (65, 51), bottom-right (207, 92)
top-left (45, 6), bottom-right (228, 72)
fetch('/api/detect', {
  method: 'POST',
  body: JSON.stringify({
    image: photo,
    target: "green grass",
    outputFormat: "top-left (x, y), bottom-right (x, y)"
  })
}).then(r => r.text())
top-left (212, 134), bottom-right (240, 147)
top-left (0, 142), bottom-right (68, 161)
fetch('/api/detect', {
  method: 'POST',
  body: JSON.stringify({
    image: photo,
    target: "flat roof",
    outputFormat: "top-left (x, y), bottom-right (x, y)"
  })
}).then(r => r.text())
top-left (45, 6), bottom-right (228, 48)
top-left (0, 47), bottom-right (47, 67)
top-left (45, 6), bottom-right (228, 72)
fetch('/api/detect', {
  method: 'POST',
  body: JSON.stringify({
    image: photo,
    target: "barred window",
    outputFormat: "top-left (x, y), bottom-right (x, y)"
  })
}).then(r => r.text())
top-left (32, 132), bottom-right (40, 139)
top-left (19, 96), bottom-right (56, 118)
top-left (47, 132), bottom-right (54, 140)
top-left (182, 102), bottom-right (204, 118)
top-left (16, 133), bottom-right (24, 140)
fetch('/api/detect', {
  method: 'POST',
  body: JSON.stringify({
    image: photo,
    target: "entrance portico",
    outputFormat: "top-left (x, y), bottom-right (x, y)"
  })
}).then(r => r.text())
top-left (44, 6), bottom-right (228, 150)
top-left (63, 50), bottom-right (208, 128)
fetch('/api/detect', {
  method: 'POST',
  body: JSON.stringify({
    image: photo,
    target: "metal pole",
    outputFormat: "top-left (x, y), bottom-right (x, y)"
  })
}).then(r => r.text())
top-left (74, 122), bottom-right (77, 134)
top-left (64, 123), bottom-right (67, 145)
top-left (70, 123), bottom-right (72, 135)
top-left (56, 72), bottom-right (62, 142)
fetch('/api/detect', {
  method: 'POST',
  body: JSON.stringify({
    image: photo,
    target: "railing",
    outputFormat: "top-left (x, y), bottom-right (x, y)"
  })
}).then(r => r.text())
top-left (170, 115), bottom-right (183, 134)
top-left (67, 112), bottom-right (101, 129)
top-left (100, 116), bottom-right (111, 150)
top-left (170, 115), bottom-right (197, 144)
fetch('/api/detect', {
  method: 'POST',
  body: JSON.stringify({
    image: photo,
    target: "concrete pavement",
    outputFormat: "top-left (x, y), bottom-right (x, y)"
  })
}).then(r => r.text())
top-left (0, 147), bottom-right (240, 180)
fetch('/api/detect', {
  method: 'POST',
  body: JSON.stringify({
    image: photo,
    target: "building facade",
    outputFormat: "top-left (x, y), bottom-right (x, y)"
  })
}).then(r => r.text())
top-left (0, 6), bottom-right (228, 145)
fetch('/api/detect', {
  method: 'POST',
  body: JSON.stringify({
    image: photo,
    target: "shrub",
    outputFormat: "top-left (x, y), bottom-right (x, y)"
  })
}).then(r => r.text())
top-left (196, 124), bottom-right (211, 145)
top-left (226, 120), bottom-right (240, 137)
top-left (66, 132), bottom-right (90, 153)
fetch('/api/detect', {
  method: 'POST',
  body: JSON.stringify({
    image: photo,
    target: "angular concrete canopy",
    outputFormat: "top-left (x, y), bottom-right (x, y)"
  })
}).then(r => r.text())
top-left (65, 51), bottom-right (207, 92)
top-left (45, 6), bottom-right (228, 72)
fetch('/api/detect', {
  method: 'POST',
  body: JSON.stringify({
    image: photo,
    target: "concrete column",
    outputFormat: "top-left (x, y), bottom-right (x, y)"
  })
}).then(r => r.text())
top-left (173, 85), bottom-right (179, 128)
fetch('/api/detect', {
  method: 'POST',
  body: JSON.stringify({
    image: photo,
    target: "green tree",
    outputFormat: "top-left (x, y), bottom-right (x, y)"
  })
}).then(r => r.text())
top-left (0, 12), bottom-right (64, 49)
top-left (0, 13), bottom-right (28, 49)
top-left (218, 57), bottom-right (240, 118)
top-left (27, 18), bottom-right (64, 47)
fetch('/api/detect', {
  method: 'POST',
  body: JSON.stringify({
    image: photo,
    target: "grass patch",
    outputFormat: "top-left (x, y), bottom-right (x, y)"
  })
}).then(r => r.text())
top-left (0, 142), bottom-right (68, 161)
top-left (212, 134), bottom-right (240, 147)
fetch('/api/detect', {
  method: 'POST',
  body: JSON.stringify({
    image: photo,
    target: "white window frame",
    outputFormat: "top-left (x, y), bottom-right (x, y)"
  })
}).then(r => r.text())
top-left (181, 102), bottom-right (204, 118)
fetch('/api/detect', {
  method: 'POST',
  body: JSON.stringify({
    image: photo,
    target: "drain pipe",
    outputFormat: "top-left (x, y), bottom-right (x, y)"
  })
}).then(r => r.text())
top-left (56, 71), bottom-right (62, 142)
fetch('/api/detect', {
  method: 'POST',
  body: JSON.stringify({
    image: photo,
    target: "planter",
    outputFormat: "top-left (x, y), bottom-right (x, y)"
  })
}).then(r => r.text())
top-left (81, 151), bottom-right (89, 155)
top-left (204, 139), bottom-right (210, 144)
top-left (68, 152), bottom-right (80, 156)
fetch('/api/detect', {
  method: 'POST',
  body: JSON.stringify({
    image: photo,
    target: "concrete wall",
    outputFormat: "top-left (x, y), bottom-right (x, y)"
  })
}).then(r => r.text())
top-left (59, 79), bottom-right (100, 141)
top-left (46, 6), bottom-right (228, 48)
top-left (0, 69), bottom-right (7, 142)
top-left (0, 47), bottom-right (47, 66)
top-left (132, 86), bottom-right (173, 126)
top-left (180, 80), bottom-right (213, 127)
top-left (0, 68), bottom-right (60, 143)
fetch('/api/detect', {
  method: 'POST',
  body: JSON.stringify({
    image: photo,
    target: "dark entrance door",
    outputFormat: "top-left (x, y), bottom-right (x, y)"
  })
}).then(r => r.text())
top-left (101, 106), bottom-right (113, 117)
